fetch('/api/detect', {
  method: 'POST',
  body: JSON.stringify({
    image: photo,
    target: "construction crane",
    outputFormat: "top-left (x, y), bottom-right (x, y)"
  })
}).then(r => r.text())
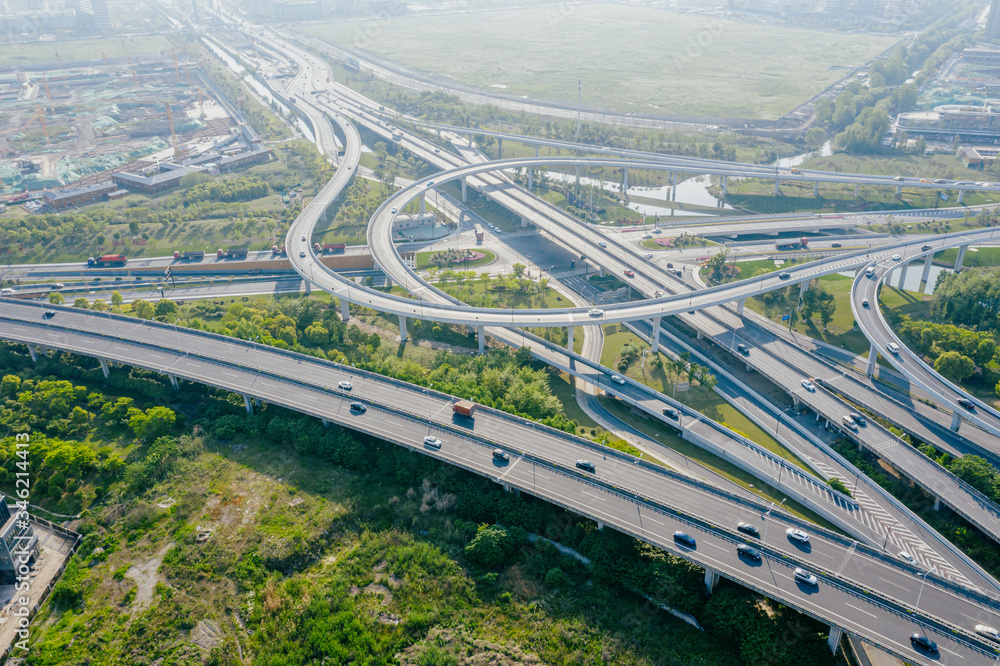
top-left (41, 74), bottom-right (53, 108)
top-left (196, 87), bottom-right (206, 119)
top-left (164, 101), bottom-right (185, 161)
top-left (170, 45), bottom-right (182, 83)
top-left (0, 107), bottom-right (48, 157)
top-left (120, 39), bottom-right (139, 85)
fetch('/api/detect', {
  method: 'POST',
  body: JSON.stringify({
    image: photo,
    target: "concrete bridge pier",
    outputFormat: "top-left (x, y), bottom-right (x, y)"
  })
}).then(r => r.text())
top-left (534, 144), bottom-right (539, 157)
top-left (322, 419), bottom-right (329, 428)
top-left (597, 520), bottom-right (604, 530)
top-left (340, 298), bottom-right (350, 322)
top-left (99, 358), bottom-right (110, 379)
top-left (383, 275), bottom-right (392, 290)
top-left (704, 567), bottom-right (720, 595)
top-left (398, 315), bottom-right (408, 343)
top-left (897, 261), bottom-right (909, 288)
top-left (419, 192), bottom-right (426, 215)
top-left (827, 626), bottom-right (843, 654)
top-left (934, 496), bottom-right (941, 510)
top-left (671, 171), bottom-right (677, 200)
top-left (168, 374), bottom-right (179, 390)
top-left (853, 183), bottom-right (861, 201)
top-left (650, 317), bottom-right (661, 353)
top-left (461, 176), bottom-right (467, 202)
top-left (623, 167), bottom-right (629, 193)
top-left (26, 343), bottom-right (37, 364)
top-left (599, 266), bottom-right (605, 278)
top-left (773, 179), bottom-right (780, 196)
top-left (813, 181), bottom-right (819, 197)
top-left (920, 253), bottom-right (933, 287)
top-left (958, 188), bottom-right (966, 204)
top-left (951, 409), bottom-right (962, 431)
top-left (736, 298), bottom-right (746, 317)
top-left (955, 244), bottom-right (969, 272)
top-left (865, 343), bottom-right (878, 377)
top-left (496, 138), bottom-right (502, 158)
top-left (896, 184), bottom-right (903, 197)
top-left (477, 326), bottom-right (486, 354)
top-left (567, 326), bottom-right (574, 351)
top-left (303, 279), bottom-right (312, 295)
top-left (243, 395), bottom-right (254, 415)
top-left (527, 167), bottom-right (532, 191)
top-left (721, 175), bottom-right (728, 196)
top-left (799, 279), bottom-right (810, 299)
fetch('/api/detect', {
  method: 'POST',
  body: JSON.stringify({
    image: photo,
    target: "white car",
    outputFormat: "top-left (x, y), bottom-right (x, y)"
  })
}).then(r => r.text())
top-left (598, 241), bottom-right (608, 248)
top-left (898, 551), bottom-right (918, 566)
top-left (338, 381), bottom-right (353, 391)
top-left (644, 253), bottom-right (653, 259)
top-left (301, 235), bottom-right (306, 242)
top-left (975, 625), bottom-right (1000, 642)
top-left (391, 208), bottom-right (397, 214)
top-left (299, 251), bottom-right (306, 257)
top-left (652, 228), bottom-right (661, 234)
top-left (793, 567), bottom-right (818, 586)
top-left (800, 378), bottom-right (815, 392)
top-left (886, 342), bottom-right (900, 354)
top-left (610, 374), bottom-right (626, 385)
top-left (642, 234), bottom-right (652, 239)
top-left (423, 435), bottom-right (442, 449)
top-left (786, 528), bottom-right (810, 543)
top-left (588, 308), bottom-right (604, 317)
top-left (891, 254), bottom-right (901, 261)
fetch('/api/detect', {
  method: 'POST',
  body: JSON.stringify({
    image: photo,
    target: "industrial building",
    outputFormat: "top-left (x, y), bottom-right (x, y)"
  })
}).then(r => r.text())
top-left (112, 166), bottom-right (196, 194)
top-left (0, 498), bottom-right (37, 585)
top-left (895, 101), bottom-right (1000, 140)
top-left (988, 0), bottom-right (1000, 40)
top-left (42, 182), bottom-right (119, 210)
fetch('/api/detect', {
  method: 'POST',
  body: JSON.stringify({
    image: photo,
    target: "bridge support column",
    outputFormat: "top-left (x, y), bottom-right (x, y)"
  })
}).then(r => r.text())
top-left (384, 275), bottom-right (392, 290)
top-left (827, 626), bottom-right (843, 654)
top-left (243, 395), bottom-right (253, 414)
top-left (951, 409), bottom-right (962, 431)
top-left (398, 315), bottom-right (408, 343)
top-left (721, 175), bottom-right (728, 195)
top-left (168, 374), bottom-right (179, 390)
top-left (322, 419), bottom-right (329, 428)
top-left (671, 172), bottom-right (677, 200)
top-left (26, 343), bottom-right (37, 364)
top-left (853, 183), bottom-right (860, 201)
top-left (461, 176), bottom-right (467, 203)
top-left (623, 167), bottom-right (629, 193)
top-left (303, 279), bottom-right (311, 295)
top-left (496, 138), bottom-right (502, 158)
top-left (650, 317), bottom-right (661, 353)
top-left (99, 358), bottom-right (110, 379)
top-left (527, 167), bottom-right (532, 191)
top-left (704, 568), bottom-right (720, 595)
top-left (534, 144), bottom-right (539, 157)
top-left (799, 279), bottom-right (810, 299)
top-left (597, 520), bottom-right (604, 530)
top-left (955, 244), bottom-right (968, 272)
top-left (958, 188), bottom-right (966, 204)
top-left (567, 326), bottom-right (574, 351)
top-left (340, 298), bottom-right (350, 323)
top-left (419, 192), bottom-right (426, 215)
top-left (477, 326), bottom-right (486, 354)
top-left (599, 266), bottom-right (605, 278)
top-left (920, 253), bottom-right (933, 286)
top-left (865, 343), bottom-right (878, 377)
top-left (898, 262), bottom-right (909, 289)
top-left (774, 179), bottom-right (780, 196)
top-left (933, 496), bottom-right (941, 510)
top-left (814, 181), bottom-right (819, 197)
top-left (896, 184), bottom-right (903, 197)
top-left (737, 298), bottom-right (745, 317)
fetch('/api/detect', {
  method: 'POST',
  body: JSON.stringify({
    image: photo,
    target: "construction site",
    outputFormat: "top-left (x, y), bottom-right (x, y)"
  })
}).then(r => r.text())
top-left (0, 39), bottom-right (270, 210)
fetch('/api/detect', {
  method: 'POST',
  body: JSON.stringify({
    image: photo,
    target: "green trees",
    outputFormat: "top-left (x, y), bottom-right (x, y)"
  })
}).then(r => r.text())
top-left (128, 406), bottom-right (177, 441)
top-left (934, 351), bottom-right (975, 382)
top-left (931, 268), bottom-right (1000, 330)
top-left (48, 292), bottom-right (64, 305)
top-left (182, 176), bottom-right (269, 205)
top-left (464, 524), bottom-right (523, 568)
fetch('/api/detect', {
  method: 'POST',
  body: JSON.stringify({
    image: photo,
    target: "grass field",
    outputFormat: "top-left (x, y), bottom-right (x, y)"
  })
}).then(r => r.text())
top-left (299, 5), bottom-right (897, 119)
top-left (0, 35), bottom-right (174, 66)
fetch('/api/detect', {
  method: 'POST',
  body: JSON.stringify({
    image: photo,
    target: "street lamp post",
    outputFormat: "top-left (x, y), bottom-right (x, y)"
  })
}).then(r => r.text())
top-left (762, 498), bottom-right (786, 545)
top-left (250, 335), bottom-right (262, 370)
top-left (915, 566), bottom-right (938, 611)
top-left (634, 452), bottom-right (643, 496)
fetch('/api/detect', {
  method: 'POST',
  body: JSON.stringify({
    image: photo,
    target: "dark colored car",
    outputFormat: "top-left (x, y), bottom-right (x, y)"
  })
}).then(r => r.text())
top-left (737, 544), bottom-right (761, 561)
top-left (921, 245), bottom-right (933, 251)
top-left (831, 242), bottom-right (842, 248)
top-left (492, 448), bottom-right (510, 462)
top-left (349, 402), bottom-right (366, 413)
top-left (778, 272), bottom-right (791, 280)
top-left (662, 407), bottom-right (679, 420)
top-left (736, 343), bottom-right (750, 356)
top-left (737, 522), bottom-right (760, 538)
top-left (958, 398), bottom-right (975, 411)
top-left (42, 310), bottom-right (56, 318)
top-left (849, 412), bottom-right (866, 426)
top-left (909, 632), bottom-right (937, 653)
top-left (575, 460), bottom-right (596, 473)
top-left (673, 531), bottom-right (696, 548)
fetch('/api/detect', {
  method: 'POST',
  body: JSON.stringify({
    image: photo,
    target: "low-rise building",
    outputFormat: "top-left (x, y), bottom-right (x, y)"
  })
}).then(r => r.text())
top-left (42, 182), bottom-right (118, 210)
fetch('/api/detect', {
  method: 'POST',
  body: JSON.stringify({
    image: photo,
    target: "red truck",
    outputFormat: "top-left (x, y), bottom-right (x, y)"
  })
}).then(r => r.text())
top-left (217, 248), bottom-right (249, 259)
top-left (87, 254), bottom-right (127, 267)
top-left (314, 242), bottom-right (346, 253)
top-left (624, 269), bottom-right (635, 278)
top-left (453, 400), bottom-right (476, 418)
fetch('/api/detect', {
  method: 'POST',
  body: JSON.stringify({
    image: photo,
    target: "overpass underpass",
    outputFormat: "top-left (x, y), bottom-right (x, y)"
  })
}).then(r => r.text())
top-left (2, 300), bottom-right (1000, 665)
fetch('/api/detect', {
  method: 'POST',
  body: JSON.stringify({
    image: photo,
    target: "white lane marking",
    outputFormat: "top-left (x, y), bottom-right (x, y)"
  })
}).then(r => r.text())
top-left (878, 576), bottom-right (910, 592)
top-left (705, 542), bottom-right (728, 552)
top-left (844, 603), bottom-right (878, 619)
top-left (939, 646), bottom-right (964, 659)
top-left (581, 491), bottom-right (606, 502)
top-left (222, 372), bottom-right (239, 378)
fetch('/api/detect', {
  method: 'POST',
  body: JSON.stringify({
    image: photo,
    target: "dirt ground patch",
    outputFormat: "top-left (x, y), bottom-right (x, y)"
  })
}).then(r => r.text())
top-left (126, 541), bottom-right (175, 610)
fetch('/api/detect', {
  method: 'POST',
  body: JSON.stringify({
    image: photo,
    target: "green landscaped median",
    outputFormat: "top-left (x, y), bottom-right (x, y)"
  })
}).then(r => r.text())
top-left (415, 249), bottom-right (496, 270)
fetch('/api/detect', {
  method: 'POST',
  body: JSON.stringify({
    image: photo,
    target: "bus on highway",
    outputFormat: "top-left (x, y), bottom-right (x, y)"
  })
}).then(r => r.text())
top-left (474, 224), bottom-right (484, 243)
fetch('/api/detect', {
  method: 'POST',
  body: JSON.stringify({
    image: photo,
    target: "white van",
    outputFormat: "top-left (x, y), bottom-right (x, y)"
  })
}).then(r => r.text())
top-left (886, 342), bottom-right (900, 354)
top-left (0, 288), bottom-right (13, 295)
